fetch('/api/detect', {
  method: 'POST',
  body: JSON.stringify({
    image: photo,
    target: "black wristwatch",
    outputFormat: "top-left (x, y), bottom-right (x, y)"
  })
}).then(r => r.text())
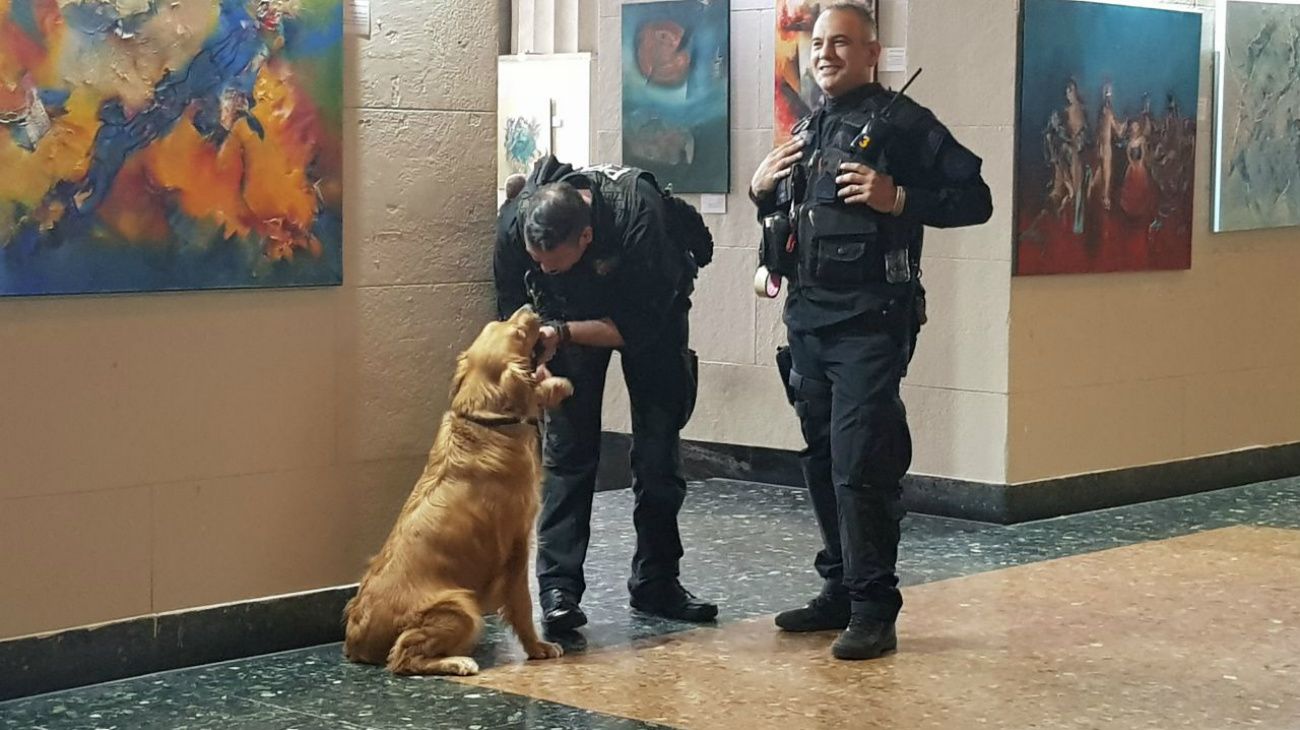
top-left (546, 320), bottom-right (572, 347)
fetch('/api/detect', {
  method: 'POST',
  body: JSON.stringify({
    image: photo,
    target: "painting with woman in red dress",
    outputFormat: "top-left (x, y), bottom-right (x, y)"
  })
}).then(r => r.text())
top-left (1014, 0), bottom-right (1201, 276)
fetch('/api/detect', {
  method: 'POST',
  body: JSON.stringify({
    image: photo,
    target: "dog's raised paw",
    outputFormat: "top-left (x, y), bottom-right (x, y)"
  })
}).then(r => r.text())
top-left (538, 377), bottom-right (574, 408)
top-left (548, 377), bottom-right (574, 402)
top-left (525, 641), bottom-right (565, 660)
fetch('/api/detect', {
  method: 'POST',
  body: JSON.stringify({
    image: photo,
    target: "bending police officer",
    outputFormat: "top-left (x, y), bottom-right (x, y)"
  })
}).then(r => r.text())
top-left (495, 157), bottom-right (718, 635)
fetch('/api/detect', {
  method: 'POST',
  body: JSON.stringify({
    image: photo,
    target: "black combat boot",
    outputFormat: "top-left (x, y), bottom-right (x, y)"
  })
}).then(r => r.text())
top-left (774, 593), bottom-right (851, 632)
top-left (831, 608), bottom-right (898, 660)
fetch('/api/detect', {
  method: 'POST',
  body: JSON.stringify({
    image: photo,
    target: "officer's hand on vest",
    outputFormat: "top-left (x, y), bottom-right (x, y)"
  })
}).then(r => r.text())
top-left (836, 162), bottom-right (897, 214)
top-left (750, 136), bottom-right (805, 199)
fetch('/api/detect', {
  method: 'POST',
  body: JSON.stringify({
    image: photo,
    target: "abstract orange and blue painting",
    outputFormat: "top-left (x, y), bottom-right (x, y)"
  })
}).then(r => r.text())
top-left (0, 0), bottom-right (343, 296)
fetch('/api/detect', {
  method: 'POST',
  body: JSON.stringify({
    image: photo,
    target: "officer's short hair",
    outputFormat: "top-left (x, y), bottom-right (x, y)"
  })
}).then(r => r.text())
top-left (523, 182), bottom-right (591, 251)
top-left (823, 1), bottom-right (878, 40)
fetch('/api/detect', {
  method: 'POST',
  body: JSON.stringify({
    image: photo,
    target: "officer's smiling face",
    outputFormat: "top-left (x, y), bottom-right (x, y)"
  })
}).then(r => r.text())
top-left (527, 227), bottom-right (593, 275)
top-left (811, 8), bottom-right (881, 98)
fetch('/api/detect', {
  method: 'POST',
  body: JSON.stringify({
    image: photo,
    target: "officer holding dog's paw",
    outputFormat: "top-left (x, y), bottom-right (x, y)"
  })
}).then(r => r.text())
top-left (495, 156), bottom-right (718, 636)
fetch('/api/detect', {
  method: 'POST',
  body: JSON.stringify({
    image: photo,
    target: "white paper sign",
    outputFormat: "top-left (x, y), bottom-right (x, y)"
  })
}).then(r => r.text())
top-left (347, 0), bottom-right (371, 38)
top-left (883, 47), bottom-right (907, 73)
top-left (700, 194), bottom-right (727, 215)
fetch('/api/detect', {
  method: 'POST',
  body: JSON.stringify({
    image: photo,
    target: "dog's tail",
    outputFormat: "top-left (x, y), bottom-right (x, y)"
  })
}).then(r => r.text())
top-left (342, 592), bottom-right (374, 663)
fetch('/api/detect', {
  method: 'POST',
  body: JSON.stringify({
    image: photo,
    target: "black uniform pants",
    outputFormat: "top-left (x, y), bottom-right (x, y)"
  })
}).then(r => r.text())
top-left (536, 312), bottom-right (697, 600)
top-left (786, 311), bottom-right (912, 622)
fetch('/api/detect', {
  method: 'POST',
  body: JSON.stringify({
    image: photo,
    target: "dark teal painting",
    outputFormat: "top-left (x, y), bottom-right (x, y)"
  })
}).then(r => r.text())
top-left (621, 0), bottom-right (730, 193)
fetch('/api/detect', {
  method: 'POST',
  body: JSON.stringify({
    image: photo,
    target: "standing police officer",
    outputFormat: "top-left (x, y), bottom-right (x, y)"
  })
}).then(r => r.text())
top-left (495, 157), bottom-right (718, 635)
top-left (750, 3), bottom-right (992, 660)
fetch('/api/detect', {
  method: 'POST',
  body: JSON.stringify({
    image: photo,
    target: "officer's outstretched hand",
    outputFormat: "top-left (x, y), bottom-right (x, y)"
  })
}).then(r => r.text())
top-left (837, 163), bottom-right (897, 213)
top-left (750, 136), bottom-right (806, 198)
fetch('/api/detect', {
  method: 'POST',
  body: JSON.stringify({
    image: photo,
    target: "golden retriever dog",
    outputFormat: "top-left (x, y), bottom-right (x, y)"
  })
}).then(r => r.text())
top-left (343, 306), bottom-right (572, 676)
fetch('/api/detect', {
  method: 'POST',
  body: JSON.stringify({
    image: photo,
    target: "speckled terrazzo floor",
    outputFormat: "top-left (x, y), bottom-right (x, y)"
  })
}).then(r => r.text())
top-left (2, 477), bottom-right (1298, 730)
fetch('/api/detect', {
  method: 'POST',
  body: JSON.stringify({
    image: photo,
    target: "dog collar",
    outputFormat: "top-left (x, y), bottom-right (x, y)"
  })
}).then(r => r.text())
top-left (456, 412), bottom-right (540, 429)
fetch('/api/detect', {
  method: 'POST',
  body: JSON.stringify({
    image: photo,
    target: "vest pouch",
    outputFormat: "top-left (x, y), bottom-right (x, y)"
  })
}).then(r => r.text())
top-left (803, 205), bottom-right (880, 286)
top-left (815, 237), bottom-right (869, 286)
top-left (761, 212), bottom-right (798, 277)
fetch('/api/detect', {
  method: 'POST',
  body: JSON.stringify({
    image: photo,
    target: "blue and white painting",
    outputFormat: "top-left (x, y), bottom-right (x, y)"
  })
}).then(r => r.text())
top-left (1214, 0), bottom-right (1300, 232)
top-left (621, 0), bottom-right (730, 193)
top-left (497, 98), bottom-right (550, 187)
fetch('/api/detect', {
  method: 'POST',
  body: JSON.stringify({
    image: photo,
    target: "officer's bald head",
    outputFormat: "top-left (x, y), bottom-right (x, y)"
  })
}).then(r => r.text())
top-left (822, 2), bottom-right (878, 41)
top-left (811, 2), bottom-right (882, 98)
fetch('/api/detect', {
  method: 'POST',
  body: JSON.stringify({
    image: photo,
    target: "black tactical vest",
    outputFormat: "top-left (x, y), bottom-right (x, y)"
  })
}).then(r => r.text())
top-left (784, 93), bottom-right (925, 292)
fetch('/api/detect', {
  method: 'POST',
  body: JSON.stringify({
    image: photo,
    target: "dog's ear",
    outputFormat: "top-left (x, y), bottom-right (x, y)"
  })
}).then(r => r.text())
top-left (499, 361), bottom-right (536, 408)
top-left (450, 353), bottom-right (470, 400)
top-left (501, 361), bottom-right (533, 394)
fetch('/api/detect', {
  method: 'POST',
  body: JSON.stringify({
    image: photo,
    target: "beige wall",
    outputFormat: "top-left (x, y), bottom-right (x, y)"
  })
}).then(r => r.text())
top-left (594, 0), bottom-right (1016, 484)
top-left (1007, 0), bottom-right (1300, 483)
top-left (0, 1), bottom-right (499, 641)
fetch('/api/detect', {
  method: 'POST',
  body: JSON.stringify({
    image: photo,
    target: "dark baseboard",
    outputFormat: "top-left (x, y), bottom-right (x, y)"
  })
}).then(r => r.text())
top-left (599, 432), bottom-right (1300, 524)
top-left (0, 587), bottom-right (355, 702)
top-left (595, 432), bottom-right (805, 491)
top-left (969, 442), bottom-right (1300, 523)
